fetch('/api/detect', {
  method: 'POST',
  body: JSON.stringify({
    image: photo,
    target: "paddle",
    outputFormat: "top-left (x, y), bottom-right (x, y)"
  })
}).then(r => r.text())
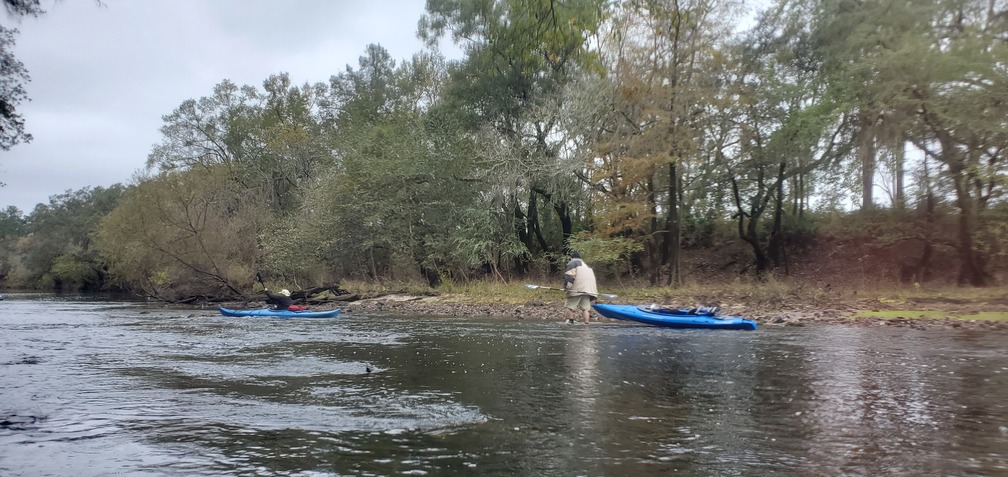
top-left (525, 283), bottom-right (618, 300)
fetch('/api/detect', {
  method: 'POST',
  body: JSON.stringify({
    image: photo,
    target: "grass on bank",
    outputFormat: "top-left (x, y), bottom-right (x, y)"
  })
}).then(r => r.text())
top-left (853, 310), bottom-right (1008, 321)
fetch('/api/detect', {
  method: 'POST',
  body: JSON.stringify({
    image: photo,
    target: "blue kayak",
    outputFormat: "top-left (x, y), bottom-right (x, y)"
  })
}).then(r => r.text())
top-left (218, 307), bottom-right (341, 318)
top-left (592, 303), bottom-right (757, 330)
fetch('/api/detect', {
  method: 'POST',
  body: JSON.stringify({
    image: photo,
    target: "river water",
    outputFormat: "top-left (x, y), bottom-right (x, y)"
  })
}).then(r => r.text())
top-left (2, 295), bottom-right (1007, 476)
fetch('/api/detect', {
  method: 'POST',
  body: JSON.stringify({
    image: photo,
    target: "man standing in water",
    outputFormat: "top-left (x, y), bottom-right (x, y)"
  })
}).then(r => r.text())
top-left (563, 252), bottom-right (599, 324)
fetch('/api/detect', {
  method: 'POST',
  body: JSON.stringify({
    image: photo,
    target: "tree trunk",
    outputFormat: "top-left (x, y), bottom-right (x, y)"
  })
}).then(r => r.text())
top-left (941, 134), bottom-right (992, 287)
top-left (553, 199), bottom-right (572, 253)
top-left (746, 213), bottom-right (771, 277)
top-left (552, 199), bottom-right (571, 275)
top-left (731, 175), bottom-right (771, 279)
top-left (768, 162), bottom-right (788, 274)
top-left (420, 265), bottom-right (441, 288)
top-left (893, 139), bottom-right (906, 209)
top-left (369, 247), bottom-right (379, 282)
top-left (511, 197), bottom-right (532, 274)
top-left (791, 171), bottom-right (805, 217)
top-left (919, 161), bottom-right (936, 282)
top-left (646, 176), bottom-right (660, 286)
top-left (860, 128), bottom-right (876, 210)
top-left (665, 162), bottom-right (682, 287)
top-left (528, 191), bottom-right (549, 254)
top-left (950, 171), bottom-right (990, 286)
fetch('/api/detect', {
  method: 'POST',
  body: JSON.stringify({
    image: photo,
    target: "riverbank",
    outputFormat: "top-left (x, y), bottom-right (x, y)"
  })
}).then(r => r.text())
top-left (324, 285), bottom-right (1008, 331)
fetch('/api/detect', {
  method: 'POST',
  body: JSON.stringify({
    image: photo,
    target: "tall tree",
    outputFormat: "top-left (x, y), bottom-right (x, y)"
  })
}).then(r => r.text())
top-left (746, 0), bottom-right (1007, 285)
top-left (911, 0), bottom-right (1008, 286)
top-left (274, 46), bottom-right (493, 286)
top-left (812, 0), bottom-right (1008, 285)
top-left (807, 0), bottom-right (938, 211)
top-left (724, 0), bottom-right (855, 277)
top-left (96, 168), bottom-right (264, 300)
top-left (584, 0), bottom-right (741, 285)
top-left (420, 0), bottom-right (606, 272)
top-left (0, 204), bottom-right (24, 281)
top-left (147, 75), bottom-right (331, 214)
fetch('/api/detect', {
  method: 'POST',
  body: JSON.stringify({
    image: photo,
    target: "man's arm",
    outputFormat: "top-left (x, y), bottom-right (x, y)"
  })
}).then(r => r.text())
top-left (564, 267), bottom-right (577, 288)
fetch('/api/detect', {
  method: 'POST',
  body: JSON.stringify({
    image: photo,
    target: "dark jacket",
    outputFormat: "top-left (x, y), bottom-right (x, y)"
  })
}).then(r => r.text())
top-left (264, 290), bottom-right (293, 310)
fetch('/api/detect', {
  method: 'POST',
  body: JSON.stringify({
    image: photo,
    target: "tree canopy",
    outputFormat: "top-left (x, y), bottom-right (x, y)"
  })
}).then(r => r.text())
top-left (2, 0), bottom-right (1006, 297)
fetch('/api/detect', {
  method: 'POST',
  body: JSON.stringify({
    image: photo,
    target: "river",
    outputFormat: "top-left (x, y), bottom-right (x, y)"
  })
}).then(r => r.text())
top-left (2, 295), bottom-right (1007, 476)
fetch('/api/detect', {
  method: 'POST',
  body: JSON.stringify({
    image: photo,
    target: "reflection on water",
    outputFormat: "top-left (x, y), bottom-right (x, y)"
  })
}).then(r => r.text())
top-left (2, 295), bottom-right (1007, 476)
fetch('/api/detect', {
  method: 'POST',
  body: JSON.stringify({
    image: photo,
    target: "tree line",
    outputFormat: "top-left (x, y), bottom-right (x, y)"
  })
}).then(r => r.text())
top-left (1, 0), bottom-right (1006, 300)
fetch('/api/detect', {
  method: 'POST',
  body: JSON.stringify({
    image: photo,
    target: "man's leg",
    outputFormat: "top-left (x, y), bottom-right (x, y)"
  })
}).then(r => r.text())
top-left (580, 296), bottom-right (591, 323)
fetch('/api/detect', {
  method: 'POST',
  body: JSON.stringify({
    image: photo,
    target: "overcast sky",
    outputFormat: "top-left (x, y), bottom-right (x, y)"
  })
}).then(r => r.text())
top-left (1, 0), bottom-right (449, 213)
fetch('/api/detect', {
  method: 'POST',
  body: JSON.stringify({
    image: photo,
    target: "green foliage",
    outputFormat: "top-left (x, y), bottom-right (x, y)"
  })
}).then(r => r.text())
top-left (789, 0), bottom-right (1008, 284)
top-left (8, 0), bottom-right (1003, 296)
top-left (265, 47), bottom-right (498, 284)
top-left (567, 232), bottom-right (643, 272)
top-left (0, 0), bottom-right (45, 151)
top-left (0, 26), bottom-right (32, 151)
top-left (148, 74), bottom-right (331, 214)
top-left (0, 206), bottom-right (25, 280)
top-left (420, 0), bottom-right (605, 123)
top-left (49, 245), bottom-right (101, 290)
top-left (421, 0), bottom-right (606, 267)
top-left (6, 186), bottom-right (125, 290)
top-left (95, 168), bottom-right (265, 300)
top-left (0, 205), bottom-right (24, 236)
top-left (681, 212), bottom-right (719, 249)
top-left (977, 205), bottom-right (1008, 264)
top-left (578, 0), bottom-right (747, 285)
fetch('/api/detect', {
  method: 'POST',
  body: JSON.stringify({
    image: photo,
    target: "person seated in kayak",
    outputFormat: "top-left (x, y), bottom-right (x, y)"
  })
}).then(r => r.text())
top-left (263, 288), bottom-right (306, 311)
top-left (563, 252), bottom-right (599, 324)
top-left (264, 288), bottom-right (292, 309)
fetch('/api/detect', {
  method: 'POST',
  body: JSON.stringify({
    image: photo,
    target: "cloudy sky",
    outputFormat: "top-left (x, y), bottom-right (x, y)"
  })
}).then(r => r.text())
top-left (1, 0), bottom-right (451, 213)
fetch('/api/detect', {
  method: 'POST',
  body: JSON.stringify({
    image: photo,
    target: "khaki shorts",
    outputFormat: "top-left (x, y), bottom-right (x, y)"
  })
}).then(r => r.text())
top-left (565, 295), bottom-right (593, 311)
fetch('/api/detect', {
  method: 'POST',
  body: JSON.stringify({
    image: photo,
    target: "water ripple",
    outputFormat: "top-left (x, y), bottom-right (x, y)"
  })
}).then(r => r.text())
top-left (2, 300), bottom-right (1008, 476)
